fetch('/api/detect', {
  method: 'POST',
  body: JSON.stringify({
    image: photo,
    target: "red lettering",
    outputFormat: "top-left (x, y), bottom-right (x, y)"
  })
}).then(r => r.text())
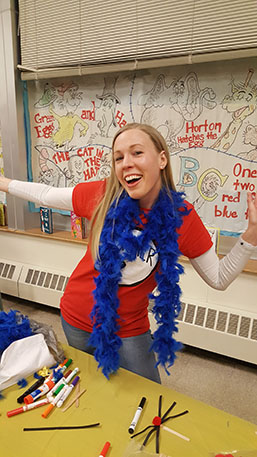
top-left (83, 167), bottom-right (98, 181)
top-left (233, 162), bottom-right (257, 179)
top-left (34, 125), bottom-right (43, 138)
top-left (215, 205), bottom-right (238, 218)
top-left (81, 101), bottom-right (95, 121)
top-left (96, 148), bottom-right (104, 158)
top-left (186, 120), bottom-right (221, 134)
top-left (222, 192), bottom-right (240, 203)
top-left (233, 179), bottom-right (255, 192)
top-left (115, 111), bottom-right (127, 128)
top-left (34, 113), bottom-right (41, 124)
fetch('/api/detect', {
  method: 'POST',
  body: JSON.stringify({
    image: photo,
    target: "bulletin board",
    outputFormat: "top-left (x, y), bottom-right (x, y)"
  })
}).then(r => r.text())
top-left (24, 57), bottom-right (257, 236)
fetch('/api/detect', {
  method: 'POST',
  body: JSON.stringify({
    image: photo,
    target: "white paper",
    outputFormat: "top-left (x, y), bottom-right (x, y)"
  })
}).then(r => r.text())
top-left (0, 333), bottom-right (56, 391)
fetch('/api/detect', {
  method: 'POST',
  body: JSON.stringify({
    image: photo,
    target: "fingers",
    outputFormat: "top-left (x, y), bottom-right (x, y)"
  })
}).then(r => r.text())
top-left (247, 191), bottom-right (257, 208)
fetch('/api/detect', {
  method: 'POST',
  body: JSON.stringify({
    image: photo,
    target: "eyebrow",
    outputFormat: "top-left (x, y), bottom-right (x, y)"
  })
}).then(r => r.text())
top-left (113, 143), bottom-right (144, 154)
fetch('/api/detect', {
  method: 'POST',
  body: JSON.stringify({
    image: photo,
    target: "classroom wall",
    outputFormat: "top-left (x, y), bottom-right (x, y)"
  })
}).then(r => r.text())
top-left (0, 0), bottom-right (256, 363)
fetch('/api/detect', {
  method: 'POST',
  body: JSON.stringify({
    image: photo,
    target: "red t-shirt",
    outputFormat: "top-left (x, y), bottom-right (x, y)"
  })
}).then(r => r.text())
top-left (60, 181), bottom-right (212, 337)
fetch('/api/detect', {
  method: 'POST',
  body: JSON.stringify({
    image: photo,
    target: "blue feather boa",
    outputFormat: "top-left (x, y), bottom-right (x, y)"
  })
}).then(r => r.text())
top-left (89, 188), bottom-right (190, 378)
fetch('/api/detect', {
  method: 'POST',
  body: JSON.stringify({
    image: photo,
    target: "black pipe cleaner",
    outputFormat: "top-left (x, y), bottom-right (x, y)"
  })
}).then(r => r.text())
top-left (131, 395), bottom-right (189, 454)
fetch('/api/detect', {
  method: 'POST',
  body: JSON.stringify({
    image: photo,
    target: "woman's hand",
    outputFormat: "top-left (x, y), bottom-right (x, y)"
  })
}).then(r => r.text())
top-left (0, 175), bottom-right (12, 193)
top-left (242, 192), bottom-right (257, 246)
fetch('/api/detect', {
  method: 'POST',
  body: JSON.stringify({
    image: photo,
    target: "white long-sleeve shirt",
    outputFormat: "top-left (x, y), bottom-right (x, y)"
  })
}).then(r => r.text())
top-left (9, 180), bottom-right (256, 291)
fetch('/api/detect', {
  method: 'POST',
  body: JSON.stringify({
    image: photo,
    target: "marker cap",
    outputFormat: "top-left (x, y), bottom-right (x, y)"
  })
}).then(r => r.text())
top-left (24, 394), bottom-right (34, 404)
top-left (17, 376), bottom-right (45, 404)
top-left (41, 403), bottom-right (54, 418)
top-left (139, 397), bottom-right (146, 408)
top-left (64, 358), bottom-right (72, 368)
top-left (54, 383), bottom-right (65, 396)
top-left (60, 358), bottom-right (68, 366)
top-left (7, 407), bottom-right (24, 418)
top-left (24, 380), bottom-right (55, 404)
top-left (99, 441), bottom-right (110, 457)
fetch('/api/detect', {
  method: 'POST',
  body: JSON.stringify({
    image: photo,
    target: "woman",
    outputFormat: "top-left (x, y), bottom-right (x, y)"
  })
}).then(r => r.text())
top-left (1, 123), bottom-right (256, 383)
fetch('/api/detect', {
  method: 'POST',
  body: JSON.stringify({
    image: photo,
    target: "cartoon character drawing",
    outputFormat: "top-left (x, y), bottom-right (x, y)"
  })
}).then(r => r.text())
top-left (212, 69), bottom-right (257, 152)
top-left (96, 151), bottom-right (112, 179)
top-left (95, 77), bottom-right (121, 138)
top-left (37, 146), bottom-right (67, 187)
top-left (238, 124), bottom-right (257, 161)
top-left (139, 72), bottom-right (216, 151)
top-left (34, 83), bottom-right (57, 108)
top-left (193, 168), bottom-right (228, 212)
top-left (49, 82), bottom-right (89, 149)
top-left (65, 154), bottom-right (85, 187)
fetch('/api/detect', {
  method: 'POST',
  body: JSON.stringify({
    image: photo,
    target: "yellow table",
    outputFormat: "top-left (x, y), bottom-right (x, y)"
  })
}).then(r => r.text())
top-left (1, 345), bottom-right (257, 457)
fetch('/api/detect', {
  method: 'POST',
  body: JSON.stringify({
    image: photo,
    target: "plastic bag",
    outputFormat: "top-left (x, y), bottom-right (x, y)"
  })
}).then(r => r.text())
top-left (122, 440), bottom-right (171, 457)
top-left (29, 318), bottom-right (65, 363)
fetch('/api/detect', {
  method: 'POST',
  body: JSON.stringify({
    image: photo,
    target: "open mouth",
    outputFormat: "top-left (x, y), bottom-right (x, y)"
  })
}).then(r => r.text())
top-left (124, 175), bottom-right (142, 186)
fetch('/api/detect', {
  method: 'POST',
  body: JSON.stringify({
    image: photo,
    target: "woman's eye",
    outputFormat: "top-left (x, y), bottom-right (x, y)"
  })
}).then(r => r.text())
top-left (115, 156), bottom-right (122, 162)
top-left (134, 151), bottom-right (143, 156)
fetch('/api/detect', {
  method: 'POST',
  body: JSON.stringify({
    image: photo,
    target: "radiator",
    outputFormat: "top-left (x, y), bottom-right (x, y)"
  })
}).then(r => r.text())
top-left (1, 257), bottom-right (257, 364)
top-left (0, 259), bottom-right (69, 308)
top-left (149, 301), bottom-right (257, 365)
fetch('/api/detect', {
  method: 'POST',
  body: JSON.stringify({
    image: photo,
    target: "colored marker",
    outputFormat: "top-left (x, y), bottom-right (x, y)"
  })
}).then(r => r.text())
top-left (128, 397), bottom-right (146, 434)
top-left (7, 398), bottom-right (50, 417)
top-left (56, 376), bottom-right (80, 408)
top-left (42, 383), bottom-right (70, 418)
top-left (17, 376), bottom-right (46, 404)
top-left (45, 358), bottom-right (71, 382)
top-left (49, 359), bottom-right (72, 384)
top-left (24, 363), bottom-right (71, 405)
top-left (24, 379), bottom-right (55, 404)
top-left (57, 358), bottom-right (72, 374)
top-left (99, 441), bottom-right (110, 457)
top-left (47, 369), bottom-right (72, 399)
top-left (45, 359), bottom-right (67, 382)
top-left (53, 367), bottom-right (79, 396)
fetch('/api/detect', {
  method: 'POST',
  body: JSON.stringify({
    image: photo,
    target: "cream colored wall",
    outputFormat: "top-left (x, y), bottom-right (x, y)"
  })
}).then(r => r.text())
top-left (0, 228), bottom-right (255, 313)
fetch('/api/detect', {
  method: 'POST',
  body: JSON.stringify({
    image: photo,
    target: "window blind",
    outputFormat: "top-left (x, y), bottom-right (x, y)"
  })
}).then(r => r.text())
top-left (18, 0), bottom-right (257, 80)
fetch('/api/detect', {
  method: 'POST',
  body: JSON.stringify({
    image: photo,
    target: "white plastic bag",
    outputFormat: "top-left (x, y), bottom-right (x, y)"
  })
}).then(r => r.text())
top-left (0, 333), bottom-right (56, 391)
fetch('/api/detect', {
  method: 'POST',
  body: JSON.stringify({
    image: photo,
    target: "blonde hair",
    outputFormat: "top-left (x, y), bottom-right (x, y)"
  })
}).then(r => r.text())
top-left (90, 123), bottom-right (176, 260)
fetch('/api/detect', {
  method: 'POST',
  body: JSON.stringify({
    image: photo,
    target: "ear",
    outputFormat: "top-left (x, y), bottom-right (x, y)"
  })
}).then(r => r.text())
top-left (159, 150), bottom-right (167, 169)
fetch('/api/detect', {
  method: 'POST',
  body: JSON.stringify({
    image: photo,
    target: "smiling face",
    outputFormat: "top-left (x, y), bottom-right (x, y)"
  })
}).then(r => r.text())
top-left (113, 128), bottom-right (167, 208)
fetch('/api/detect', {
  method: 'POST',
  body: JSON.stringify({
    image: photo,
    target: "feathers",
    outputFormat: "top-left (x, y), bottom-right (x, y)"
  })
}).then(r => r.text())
top-left (90, 188), bottom-right (190, 379)
top-left (0, 310), bottom-right (33, 355)
top-left (17, 378), bottom-right (28, 388)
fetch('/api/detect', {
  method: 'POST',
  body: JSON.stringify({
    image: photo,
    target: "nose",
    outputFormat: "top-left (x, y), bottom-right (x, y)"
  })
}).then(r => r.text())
top-left (122, 152), bottom-right (133, 168)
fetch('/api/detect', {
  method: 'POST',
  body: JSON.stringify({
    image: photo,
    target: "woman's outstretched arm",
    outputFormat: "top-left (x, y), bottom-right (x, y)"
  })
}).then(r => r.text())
top-left (190, 192), bottom-right (257, 290)
top-left (0, 176), bottom-right (73, 211)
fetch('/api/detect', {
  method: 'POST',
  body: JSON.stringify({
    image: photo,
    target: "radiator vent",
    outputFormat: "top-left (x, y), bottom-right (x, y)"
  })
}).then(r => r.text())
top-left (24, 268), bottom-right (69, 292)
top-left (0, 262), bottom-right (17, 280)
top-left (0, 260), bottom-right (23, 296)
top-left (177, 302), bottom-right (257, 341)
top-left (18, 265), bottom-right (71, 308)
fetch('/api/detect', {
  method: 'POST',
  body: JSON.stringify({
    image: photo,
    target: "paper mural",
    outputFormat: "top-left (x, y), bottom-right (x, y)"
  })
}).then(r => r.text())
top-left (25, 58), bottom-right (257, 236)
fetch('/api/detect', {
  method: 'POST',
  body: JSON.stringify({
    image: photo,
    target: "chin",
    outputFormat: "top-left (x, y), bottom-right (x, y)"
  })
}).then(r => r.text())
top-left (126, 190), bottom-right (141, 200)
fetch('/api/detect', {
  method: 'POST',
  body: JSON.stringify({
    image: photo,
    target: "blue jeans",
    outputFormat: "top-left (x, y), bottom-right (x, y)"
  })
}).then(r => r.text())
top-left (61, 315), bottom-right (161, 383)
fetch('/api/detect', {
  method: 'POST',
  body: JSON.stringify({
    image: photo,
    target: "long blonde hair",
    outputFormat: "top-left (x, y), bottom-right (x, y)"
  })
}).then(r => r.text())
top-left (90, 123), bottom-right (176, 260)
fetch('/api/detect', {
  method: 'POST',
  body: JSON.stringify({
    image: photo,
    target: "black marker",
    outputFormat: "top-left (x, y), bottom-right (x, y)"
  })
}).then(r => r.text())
top-left (128, 397), bottom-right (146, 434)
top-left (17, 376), bottom-right (46, 404)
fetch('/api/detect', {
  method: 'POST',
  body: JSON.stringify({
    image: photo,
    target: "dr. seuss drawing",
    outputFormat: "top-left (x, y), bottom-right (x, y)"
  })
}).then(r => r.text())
top-left (25, 60), bottom-right (257, 235)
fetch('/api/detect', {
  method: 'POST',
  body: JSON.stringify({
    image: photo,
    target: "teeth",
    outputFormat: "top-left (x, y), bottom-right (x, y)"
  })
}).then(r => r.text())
top-left (125, 175), bottom-right (141, 182)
